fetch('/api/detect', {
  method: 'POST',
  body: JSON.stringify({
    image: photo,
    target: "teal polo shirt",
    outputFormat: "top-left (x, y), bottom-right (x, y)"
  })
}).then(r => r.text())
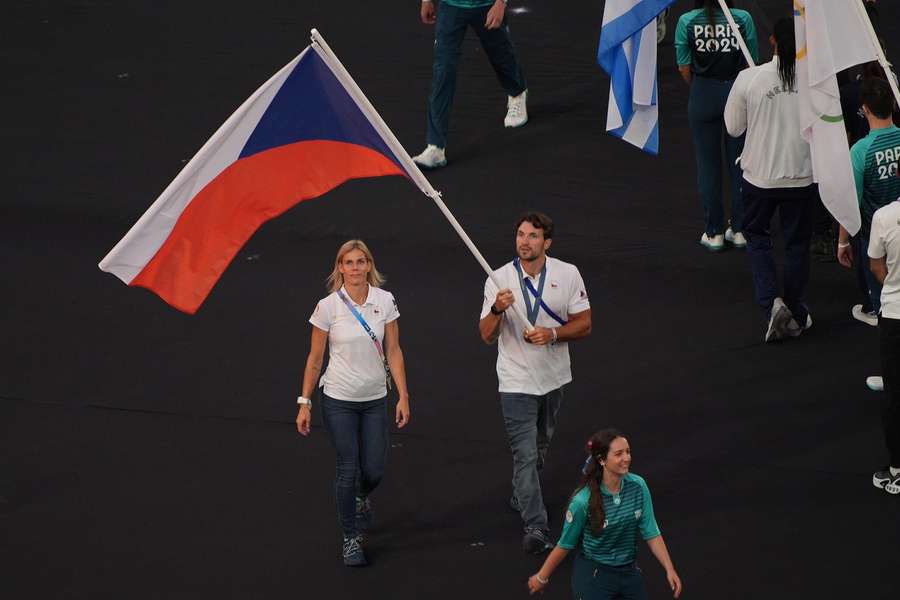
top-left (557, 473), bottom-right (661, 566)
top-left (850, 124), bottom-right (900, 236)
top-left (675, 8), bottom-right (758, 80)
top-left (442, 0), bottom-right (495, 8)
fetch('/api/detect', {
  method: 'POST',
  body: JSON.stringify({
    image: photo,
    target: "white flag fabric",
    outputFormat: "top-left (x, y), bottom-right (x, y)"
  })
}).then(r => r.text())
top-left (598, 0), bottom-right (677, 154)
top-left (794, 0), bottom-right (877, 236)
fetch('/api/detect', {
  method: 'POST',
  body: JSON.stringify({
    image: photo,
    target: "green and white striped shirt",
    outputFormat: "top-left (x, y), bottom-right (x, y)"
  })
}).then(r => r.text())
top-left (557, 473), bottom-right (661, 566)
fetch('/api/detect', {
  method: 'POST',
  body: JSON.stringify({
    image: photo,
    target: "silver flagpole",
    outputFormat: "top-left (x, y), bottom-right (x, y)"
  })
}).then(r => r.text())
top-left (716, 0), bottom-right (755, 67)
top-left (309, 28), bottom-right (537, 333)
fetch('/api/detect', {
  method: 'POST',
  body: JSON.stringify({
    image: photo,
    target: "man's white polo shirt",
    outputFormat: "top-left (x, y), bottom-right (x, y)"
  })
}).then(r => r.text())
top-left (868, 199), bottom-right (900, 319)
top-left (309, 285), bottom-right (399, 401)
top-left (480, 256), bottom-right (590, 395)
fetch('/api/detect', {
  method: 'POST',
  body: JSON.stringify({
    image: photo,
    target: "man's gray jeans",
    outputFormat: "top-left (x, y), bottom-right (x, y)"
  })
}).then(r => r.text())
top-left (500, 386), bottom-right (564, 532)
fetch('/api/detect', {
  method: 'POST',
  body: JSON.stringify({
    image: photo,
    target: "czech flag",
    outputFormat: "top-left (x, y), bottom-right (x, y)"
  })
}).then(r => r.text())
top-left (99, 35), bottom-right (417, 314)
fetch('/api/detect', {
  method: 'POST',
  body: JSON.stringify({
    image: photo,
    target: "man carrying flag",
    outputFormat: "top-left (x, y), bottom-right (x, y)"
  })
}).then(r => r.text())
top-left (598, 0), bottom-right (678, 154)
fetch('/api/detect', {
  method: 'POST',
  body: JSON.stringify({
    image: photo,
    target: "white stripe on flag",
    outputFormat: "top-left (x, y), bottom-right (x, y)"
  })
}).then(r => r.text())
top-left (99, 50), bottom-right (308, 283)
top-left (599, 0), bottom-right (674, 154)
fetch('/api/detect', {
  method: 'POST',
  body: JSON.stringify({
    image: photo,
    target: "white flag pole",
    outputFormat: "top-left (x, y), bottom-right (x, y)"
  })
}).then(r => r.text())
top-left (309, 29), bottom-right (536, 333)
top-left (850, 0), bottom-right (900, 110)
top-left (716, 0), bottom-right (755, 67)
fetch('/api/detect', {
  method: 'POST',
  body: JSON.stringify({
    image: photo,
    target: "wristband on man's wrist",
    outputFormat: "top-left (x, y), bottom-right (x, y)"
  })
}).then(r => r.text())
top-left (551, 328), bottom-right (558, 343)
top-left (490, 304), bottom-right (505, 315)
top-left (535, 573), bottom-right (549, 585)
top-left (838, 241), bottom-right (851, 248)
top-left (297, 396), bottom-right (312, 407)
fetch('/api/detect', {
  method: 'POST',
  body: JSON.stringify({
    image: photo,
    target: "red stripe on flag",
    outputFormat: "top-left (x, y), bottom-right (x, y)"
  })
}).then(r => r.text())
top-left (130, 140), bottom-right (404, 313)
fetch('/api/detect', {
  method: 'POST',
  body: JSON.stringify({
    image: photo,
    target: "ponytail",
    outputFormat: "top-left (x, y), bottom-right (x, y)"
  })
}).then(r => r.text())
top-left (773, 17), bottom-right (796, 90)
top-left (582, 454), bottom-right (606, 535)
top-left (574, 429), bottom-right (625, 535)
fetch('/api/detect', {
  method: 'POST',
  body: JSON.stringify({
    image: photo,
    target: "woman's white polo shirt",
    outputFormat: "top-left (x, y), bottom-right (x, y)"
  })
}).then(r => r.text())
top-left (309, 285), bottom-right (399, 401)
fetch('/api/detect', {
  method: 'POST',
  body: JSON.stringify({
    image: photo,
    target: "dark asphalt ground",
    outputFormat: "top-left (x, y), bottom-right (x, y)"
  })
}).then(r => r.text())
top-left (3, 1), bottom-right (898, 598)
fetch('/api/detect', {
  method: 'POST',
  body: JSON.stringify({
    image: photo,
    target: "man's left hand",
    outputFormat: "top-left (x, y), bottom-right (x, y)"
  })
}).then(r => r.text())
top-left (523, 326), bottom-right (555, 345)
top-left (485, 0), bottom-right (506, 29)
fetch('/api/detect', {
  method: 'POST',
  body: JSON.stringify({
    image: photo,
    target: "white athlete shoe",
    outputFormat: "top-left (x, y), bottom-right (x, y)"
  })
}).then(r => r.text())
top-left (725, 227), bottom-right (747, 249)
top-left (700, 232), bottom-right (725, 252)
top-left (867, 376), bottom-right (884, 392)
top-left (765, 297), bottom-right (794, 343)
top-left (412, 144), bottom-right (447, 169)
top-left (504, 90), bottom-right (528, 128)
top-left (787, 313), bottom-right (812, 338)
top-left (851, 304), bottom-right (878, 327)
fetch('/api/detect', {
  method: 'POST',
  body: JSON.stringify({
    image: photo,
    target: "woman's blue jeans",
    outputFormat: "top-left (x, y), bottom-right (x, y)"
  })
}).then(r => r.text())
top-left (320, 393), bottom-right (388, 538)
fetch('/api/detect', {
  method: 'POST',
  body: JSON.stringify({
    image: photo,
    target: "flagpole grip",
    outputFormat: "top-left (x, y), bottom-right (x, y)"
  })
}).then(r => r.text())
top-left (309, 29), bottom-right (535, 332)
top-left (850, 2), bottom-right (900, 112)
top-left (716, 0), bottom-right (755, 68)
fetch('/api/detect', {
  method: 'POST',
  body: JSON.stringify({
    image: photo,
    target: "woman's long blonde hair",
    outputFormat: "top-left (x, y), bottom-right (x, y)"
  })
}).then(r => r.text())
top-left (326, 239), bottom-right (385, 293)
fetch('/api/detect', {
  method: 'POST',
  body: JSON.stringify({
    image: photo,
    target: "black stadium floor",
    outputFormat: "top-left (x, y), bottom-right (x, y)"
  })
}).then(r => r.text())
top-left (3, 1), bottom-right (898, 598)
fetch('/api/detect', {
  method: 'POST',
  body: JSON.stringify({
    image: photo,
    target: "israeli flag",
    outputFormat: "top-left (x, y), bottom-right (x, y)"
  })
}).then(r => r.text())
top-left (598, 0), bottom-right (676, 154)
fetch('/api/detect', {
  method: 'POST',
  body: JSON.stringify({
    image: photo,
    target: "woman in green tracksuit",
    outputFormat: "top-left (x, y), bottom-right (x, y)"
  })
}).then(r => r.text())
top-left (676, 0), bottom-right (758, 252)
top-left (526, 429), bottom-right (682, 599)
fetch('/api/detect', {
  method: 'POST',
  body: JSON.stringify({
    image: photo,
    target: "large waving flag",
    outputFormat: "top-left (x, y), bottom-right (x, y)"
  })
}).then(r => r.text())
top-left (598, 0), bottom-right (676, 154)
top-left (99, 35), bottom-right (418, 314)
top-left (794, 0), bottom-right (877, 236)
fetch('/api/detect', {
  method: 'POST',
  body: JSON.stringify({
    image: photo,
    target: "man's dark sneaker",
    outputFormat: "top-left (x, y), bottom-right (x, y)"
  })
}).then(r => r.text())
top-left (522, 527), bottom-right (553, 554)
top-left (509, 495), bottom-right (520, 514)
top-left (873, 468), bottom-right (900, 495)
top-left (355, 496), bottom-right (372, 532)
top-left (342, 535), bottom-right (367, 567)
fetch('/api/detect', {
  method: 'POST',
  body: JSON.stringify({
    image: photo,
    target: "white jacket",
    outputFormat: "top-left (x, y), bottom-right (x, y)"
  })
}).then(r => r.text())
top-left (724, 58), bottom-right (813, 189)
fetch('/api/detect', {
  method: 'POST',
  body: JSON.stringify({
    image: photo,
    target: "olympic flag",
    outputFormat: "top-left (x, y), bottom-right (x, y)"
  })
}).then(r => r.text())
top-left (794, 0), bottom-right (877, 235)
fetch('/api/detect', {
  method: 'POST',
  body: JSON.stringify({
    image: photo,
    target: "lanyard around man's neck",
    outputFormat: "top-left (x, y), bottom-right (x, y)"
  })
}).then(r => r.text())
top-left (513, 258), bottom-right (567, 327)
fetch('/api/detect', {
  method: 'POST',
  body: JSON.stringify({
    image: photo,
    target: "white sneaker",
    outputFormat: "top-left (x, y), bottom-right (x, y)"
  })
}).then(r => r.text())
top-left (787, 313), bottom-right (812, 337)
top-left (765, 297), bottom-right (794, 343)
top-left (851, 304), bottom-right (878, 327)
top-left (867, 376), bottom-right (884, 392)
top-left (725, 227), bottom-right (747, 249)
top-left (412, 144), bottom-right (447, 169)
top-left (504, 90), bottom-right (528, 128)
top-left (700, 232), bottom-right (725, 252)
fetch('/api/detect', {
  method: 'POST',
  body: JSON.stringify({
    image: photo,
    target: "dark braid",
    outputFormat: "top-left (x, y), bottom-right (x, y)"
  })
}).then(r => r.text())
top-left (773, 17), bottom-right (796, 91)
top-left (574, 428), bottom-right (625, 535)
